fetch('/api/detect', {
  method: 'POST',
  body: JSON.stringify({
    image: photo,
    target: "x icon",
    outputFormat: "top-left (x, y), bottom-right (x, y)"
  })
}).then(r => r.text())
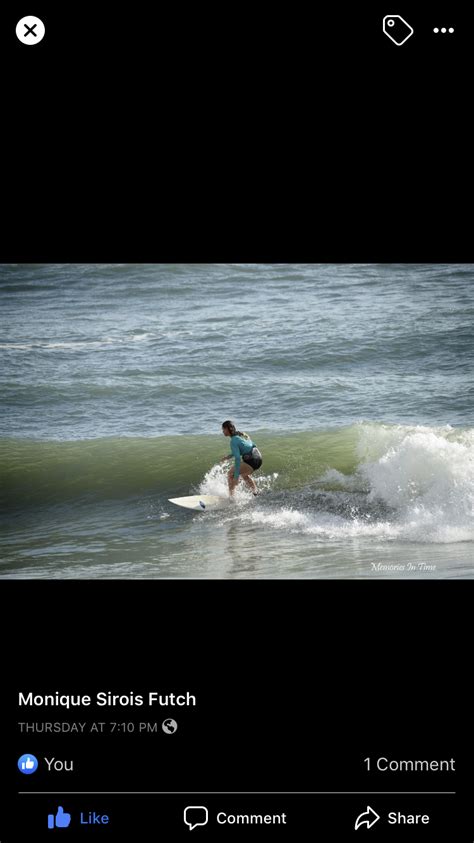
top-left (24, 23), bottom-right (38, 37)
top-left (16, 16), bottom-right (45, 44)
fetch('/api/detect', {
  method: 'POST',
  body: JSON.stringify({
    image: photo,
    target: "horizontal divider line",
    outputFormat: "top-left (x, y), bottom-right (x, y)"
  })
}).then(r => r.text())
top-left (19, 791), bottom-right (457, 795)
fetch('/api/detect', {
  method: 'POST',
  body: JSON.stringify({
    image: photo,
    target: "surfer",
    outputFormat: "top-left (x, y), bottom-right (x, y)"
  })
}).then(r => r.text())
top-left (220, 420), bottom-right (263, 497)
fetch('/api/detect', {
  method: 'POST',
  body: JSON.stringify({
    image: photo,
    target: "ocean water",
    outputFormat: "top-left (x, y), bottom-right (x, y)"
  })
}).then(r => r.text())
top-left (1, 263), bottom-right (473, 578)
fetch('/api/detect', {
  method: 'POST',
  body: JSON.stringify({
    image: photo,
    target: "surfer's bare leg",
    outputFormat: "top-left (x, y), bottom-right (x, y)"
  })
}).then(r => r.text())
top-left (227, 467), bottom-right (238, 496)
top-left (239, 463), bottom-right (258, 493)
top-left (227, 464), bottom-right (257, 496)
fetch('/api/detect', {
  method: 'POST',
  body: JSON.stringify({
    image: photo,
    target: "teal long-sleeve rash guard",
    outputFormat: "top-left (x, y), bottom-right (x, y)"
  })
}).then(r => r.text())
top-left (228, 434), bottom-right (255, 479)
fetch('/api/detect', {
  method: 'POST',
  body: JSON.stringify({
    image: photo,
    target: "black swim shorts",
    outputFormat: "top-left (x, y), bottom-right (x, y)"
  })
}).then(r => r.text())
top-left (243, 447), bottom-right (263, 471)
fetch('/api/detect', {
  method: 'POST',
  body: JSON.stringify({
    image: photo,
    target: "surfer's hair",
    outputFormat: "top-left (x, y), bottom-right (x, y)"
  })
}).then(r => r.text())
top-left (222, 420), bottom-right (249, 438)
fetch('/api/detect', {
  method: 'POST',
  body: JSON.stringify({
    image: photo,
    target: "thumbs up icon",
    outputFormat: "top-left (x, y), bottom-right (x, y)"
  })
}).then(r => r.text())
top-left (47, 806), bottom-right (72, 829)
top-left (18, 753), bottom-right (39, 774)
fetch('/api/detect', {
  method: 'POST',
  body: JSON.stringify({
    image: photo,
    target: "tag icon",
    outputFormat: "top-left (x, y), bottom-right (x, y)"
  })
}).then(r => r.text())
top-left (383, 15), bottom-right (414, 45)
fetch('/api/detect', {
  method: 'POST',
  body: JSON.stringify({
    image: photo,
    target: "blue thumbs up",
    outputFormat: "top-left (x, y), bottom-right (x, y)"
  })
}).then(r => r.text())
top-left (47, 806), bottom-right (71, 829)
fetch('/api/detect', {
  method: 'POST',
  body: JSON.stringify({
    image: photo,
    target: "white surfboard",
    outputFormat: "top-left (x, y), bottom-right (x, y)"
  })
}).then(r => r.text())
top-left (168, 495), bottom-right (228, 511)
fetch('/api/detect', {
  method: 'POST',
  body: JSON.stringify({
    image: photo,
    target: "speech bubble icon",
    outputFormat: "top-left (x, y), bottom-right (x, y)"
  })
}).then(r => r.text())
top-left (184, 805), bottom-right (208, 831)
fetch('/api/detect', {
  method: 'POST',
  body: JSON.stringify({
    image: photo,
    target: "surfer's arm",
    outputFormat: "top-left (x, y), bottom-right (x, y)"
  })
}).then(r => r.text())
top-left (231, 438), bottom-right (241, 479)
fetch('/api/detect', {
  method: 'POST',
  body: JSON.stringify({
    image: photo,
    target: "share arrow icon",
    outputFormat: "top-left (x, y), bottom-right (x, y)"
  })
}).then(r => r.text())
top-left (355, 805), bottom-right (381, 830)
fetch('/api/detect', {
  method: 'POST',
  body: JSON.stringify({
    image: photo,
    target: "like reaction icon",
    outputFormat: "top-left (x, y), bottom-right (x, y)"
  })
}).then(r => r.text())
top-left (48, 807), bottom-right (71, 829)
top-left (18, 754), bottom-right (39, 774)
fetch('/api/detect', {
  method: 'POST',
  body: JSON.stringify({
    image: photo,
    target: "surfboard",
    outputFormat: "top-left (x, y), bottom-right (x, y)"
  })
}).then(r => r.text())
top-left (168, 495), bottom-right (228, 511)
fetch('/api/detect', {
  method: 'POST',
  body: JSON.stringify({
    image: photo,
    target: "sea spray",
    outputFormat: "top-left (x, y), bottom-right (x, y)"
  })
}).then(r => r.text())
top-left (358, 426), bottom-right (474, 542)
top-left (233, 424), bottom-right (474, 545)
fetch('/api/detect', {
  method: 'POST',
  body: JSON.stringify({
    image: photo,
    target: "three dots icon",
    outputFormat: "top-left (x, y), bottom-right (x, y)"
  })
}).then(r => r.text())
top-left (433, 27), bottom-right (455, 34)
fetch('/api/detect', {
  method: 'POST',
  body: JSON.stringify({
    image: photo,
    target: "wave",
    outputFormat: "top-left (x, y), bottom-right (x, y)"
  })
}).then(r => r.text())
top-left (0, 427), bottom-right (358, 506)
top-left (1, 423), bottom-right (473, 544)
top-left (0, 332), bottom-right (153, 351)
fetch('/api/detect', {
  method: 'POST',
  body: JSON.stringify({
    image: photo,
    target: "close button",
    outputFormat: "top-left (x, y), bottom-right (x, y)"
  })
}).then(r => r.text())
top-left (16, 16), bottom-right (46, 45)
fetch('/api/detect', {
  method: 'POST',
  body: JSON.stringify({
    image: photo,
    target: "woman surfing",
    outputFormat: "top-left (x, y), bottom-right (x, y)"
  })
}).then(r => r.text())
top-left (220, 420), bottom-right (263, 497)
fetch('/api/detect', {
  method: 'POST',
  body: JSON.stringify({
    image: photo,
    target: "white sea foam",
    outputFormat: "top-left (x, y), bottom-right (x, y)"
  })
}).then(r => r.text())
top-left (232, 425), bottom-right (474, 545)
top-left (359, 426), bottom-right (473, 542)
top-left (319, 468), bottom-right (367, 492)
top-left (198, 464), bottom-right (279, 502)
top-left (0, 340), bottom-right (115, 350)
top-left (0, 333), bottom-right (153, 351)
top-left (198, 463), bottom-right (232, 498)
top-left (238, 506), bottom-right (399, 540)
